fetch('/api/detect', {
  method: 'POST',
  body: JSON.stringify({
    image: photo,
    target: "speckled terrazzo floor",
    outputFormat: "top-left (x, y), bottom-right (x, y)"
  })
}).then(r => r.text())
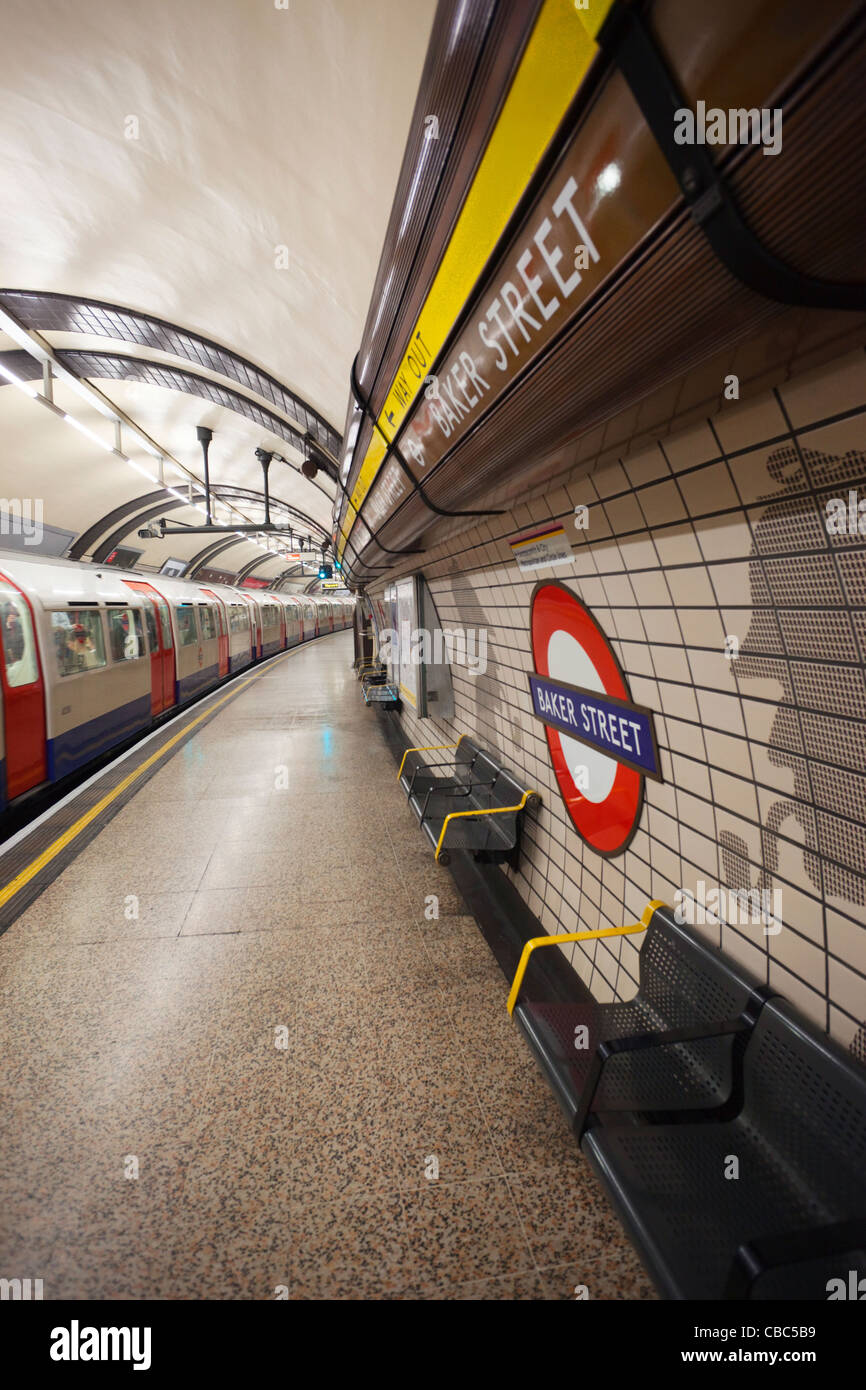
top-left (0, 631), bottom-right (655, 1300)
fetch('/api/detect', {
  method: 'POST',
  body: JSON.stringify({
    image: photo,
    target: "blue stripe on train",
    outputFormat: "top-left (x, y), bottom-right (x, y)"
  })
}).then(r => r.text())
top-left (177, 662), bottom-right (220, 703)
top-left (48, 693), bottom-right (152, 780)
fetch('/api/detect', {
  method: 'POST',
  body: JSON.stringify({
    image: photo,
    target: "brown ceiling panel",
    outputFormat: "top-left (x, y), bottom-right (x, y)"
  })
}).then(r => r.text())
top-left (343, 0), bottom-right (866, 582)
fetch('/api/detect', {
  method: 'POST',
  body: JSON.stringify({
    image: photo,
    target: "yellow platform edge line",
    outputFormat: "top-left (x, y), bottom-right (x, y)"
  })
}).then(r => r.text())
top-left (0, 649), bottom-right (298, 910)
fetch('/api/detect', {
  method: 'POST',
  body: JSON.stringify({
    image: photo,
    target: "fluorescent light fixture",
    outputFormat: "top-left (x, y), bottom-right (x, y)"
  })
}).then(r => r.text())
top-left (0, 361), bottom-right (38, 397)
top-left (55, 371), bottom-right (117, 420)
top-left (0, 308), bottom-right (209, 502)
top-left (126, 459), bottom-right (160, 483)
top-left (136, 439), bottom-right (163, 459)
top-left (63, 413), bottom-right (114, 451)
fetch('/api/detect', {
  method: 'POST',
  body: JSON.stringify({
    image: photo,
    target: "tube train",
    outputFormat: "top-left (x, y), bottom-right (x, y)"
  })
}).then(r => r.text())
top-left (0, 549), bottom-right (354, 817)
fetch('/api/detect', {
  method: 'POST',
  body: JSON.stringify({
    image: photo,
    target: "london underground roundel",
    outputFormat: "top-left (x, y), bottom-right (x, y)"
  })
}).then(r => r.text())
top-left (529, 582), bottom-right (661, 856)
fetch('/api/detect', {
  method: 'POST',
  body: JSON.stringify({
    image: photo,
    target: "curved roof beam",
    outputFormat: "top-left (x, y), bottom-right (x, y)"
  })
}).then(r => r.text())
top-left (92, 497), bottom-right (195, 564)
top-left (60, 351), bottom-right (337, 493)
top-left (197, 485), bottom-right (330, 541)
top-left (69, 487), bottom-right (169, 560)
top-left (70, 485), bottom-right (329, 563)
top-left (186, 536), bottom-right (249, 577)
top-left (0, 347), bottom-right (336, 498)
top-left (272, 565), bottom-right (306, 590)
top-left (0, 289), bottom-right (342, 460)
top-left (235, 554), bottom-right (278, 582)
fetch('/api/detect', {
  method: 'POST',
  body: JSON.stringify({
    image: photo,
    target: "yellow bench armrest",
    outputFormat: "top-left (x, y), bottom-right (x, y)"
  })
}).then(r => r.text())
top-left (397, 735), bottom-right (464, 781)
top-left (434, 790), bottom-right (537, 861)
top-left (506, 899), bottom-right (666, 1015)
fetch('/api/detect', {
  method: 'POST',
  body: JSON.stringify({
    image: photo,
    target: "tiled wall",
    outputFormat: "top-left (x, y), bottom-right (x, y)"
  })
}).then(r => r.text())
top-left (373, 343), bottom-right (866, 1059)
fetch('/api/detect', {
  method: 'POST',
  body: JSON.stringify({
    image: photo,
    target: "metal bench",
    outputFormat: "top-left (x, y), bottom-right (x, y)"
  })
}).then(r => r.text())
top-left (507, 901), bottom-right (774, 1140)
top-left (506, 899), bottom-right (866, 1299)
top-left (357, 660), bottom-right (400, 708)
top-left (396, 735), bottom-right (539, 865)
top-left (582, 996), bottom-right (866, 1299)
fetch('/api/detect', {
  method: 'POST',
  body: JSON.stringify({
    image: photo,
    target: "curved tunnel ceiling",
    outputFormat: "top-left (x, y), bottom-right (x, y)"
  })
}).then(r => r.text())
top-left (0, 344), bottom-right (338, 498)
top-left (0, 0), bottom-right (437, 577)
top-left (0, 291), bottom-right (342, 459)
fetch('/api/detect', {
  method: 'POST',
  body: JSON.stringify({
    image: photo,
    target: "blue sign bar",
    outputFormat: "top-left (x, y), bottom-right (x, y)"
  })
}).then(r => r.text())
top-left (529, 673), bottom-right (661, 779)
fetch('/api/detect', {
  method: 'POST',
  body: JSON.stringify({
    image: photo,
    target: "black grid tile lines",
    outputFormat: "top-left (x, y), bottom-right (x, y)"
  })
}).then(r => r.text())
top-left (377, 353), bottom-right (866, 1057)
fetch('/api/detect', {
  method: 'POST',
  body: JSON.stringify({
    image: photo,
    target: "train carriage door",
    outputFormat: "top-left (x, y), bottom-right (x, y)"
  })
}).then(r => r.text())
top-left (245, 601), bottom-right (257, 659)
top-left (200, 590), bottom-right (229, 676)
top-left (155, 597), bottom-right (176, 708)
top-left (0, 574), bottom-right (47, 799)
top-left (140, 602), bottom-right (162, 715)
top-left (123, 580), bottom-right (176, 712)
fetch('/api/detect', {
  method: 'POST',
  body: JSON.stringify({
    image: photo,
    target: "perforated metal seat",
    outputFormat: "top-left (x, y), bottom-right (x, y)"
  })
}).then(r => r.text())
top-left (409, 748), bottom-right (497, 815)
top-left (418, 777), bottom-right (519, 857)
top-left (513, 906), bottom-right (771, 1134)
top-left (400, 737), bottom-right (482, 800)
top-left (582, 998), bottom-right (866, 1300)
top-left (400, 737), bottom-right (537, 865)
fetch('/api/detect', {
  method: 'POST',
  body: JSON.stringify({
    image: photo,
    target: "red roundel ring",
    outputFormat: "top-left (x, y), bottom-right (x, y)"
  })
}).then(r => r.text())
top-left (530, 581), bottom-right (644, 856)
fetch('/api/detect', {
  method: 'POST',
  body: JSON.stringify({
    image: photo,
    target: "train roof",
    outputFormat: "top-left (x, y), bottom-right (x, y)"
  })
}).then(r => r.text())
top-left (0, 548), bottom-right (347, 613)
top-left (0, 549), bottom-right (150, 608)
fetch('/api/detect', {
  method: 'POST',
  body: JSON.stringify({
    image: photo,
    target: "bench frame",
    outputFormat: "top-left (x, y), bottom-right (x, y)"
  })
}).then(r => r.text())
top-left (397, 734), bottom-right (538, 866)
top-left (508, 900), bottom-right (776, 1139)
top-left (508, 900), bottom-right (866, 1300)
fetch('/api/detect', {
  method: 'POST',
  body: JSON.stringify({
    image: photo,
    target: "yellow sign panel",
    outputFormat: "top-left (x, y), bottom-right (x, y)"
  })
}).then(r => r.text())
top-left (340, 0), bottom-right (613, 560)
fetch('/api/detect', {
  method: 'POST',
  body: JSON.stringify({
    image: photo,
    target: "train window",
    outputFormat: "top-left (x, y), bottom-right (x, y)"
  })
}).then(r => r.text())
top-left (199, 605), bottom-right (216, 640)
top-left (0, 592), bottom-right (38, 687)
top-left (157, 601), bottom-right (173, 649)
top-left (52, 609), bottom-right (107, 677)
top-left (142, 604), bottom-right (159, 653)
top-left (215, 605), bottom-right (226, 636)
top-left (176, 604), bottom-right (198, 646)
top-left (107, 607), bottom-right (144, 662)
top-left (230, 604), bottom-right (249, 633)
